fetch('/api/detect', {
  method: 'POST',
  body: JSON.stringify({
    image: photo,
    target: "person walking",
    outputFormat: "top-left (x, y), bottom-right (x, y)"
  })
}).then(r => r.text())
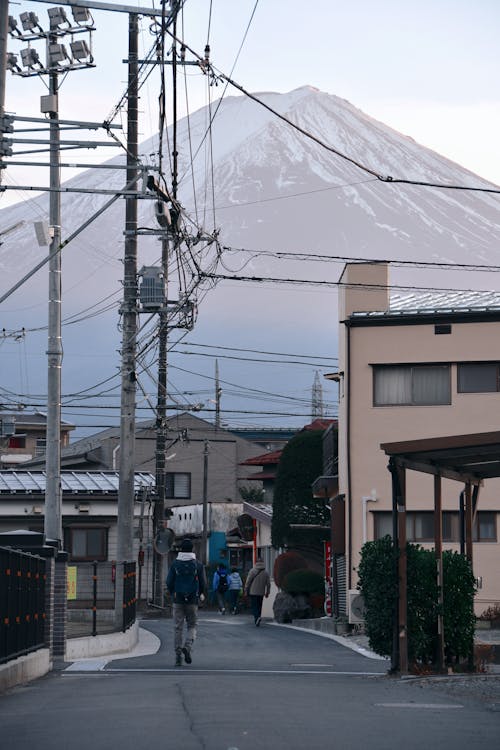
top-left (227, 567), bottom-right (243, 614)
top-left (244, 558), bottom-right (271, 626)
top-left (212, 563), bottom-right (230, 614)
top-left (166, 538), bottom-right (207, 666)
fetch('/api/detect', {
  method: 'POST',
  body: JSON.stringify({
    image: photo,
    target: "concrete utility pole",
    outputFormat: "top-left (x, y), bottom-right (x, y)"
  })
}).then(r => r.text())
top-left (115, 12), bottom-right (139, 624)
top-left (45, 42), bottom-right (63, 545)
top-left (152, 234), bottom-right (169, 606)
top-left (201, 439), bottom-right (209, 564)
top-left (0, 1), bottom-right (8, 187)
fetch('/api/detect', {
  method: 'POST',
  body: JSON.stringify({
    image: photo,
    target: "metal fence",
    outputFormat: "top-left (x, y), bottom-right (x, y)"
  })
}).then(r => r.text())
top-left (0, 546), bottom-right (46, 665)
top-left (123, 561), bottom-right (136, 633)
top-left (67, 560), bottom-right (136, 636)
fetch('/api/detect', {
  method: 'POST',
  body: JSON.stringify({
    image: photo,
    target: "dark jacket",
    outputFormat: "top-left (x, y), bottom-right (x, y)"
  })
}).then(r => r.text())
top-left (166, 552), bottom-right (207, 604)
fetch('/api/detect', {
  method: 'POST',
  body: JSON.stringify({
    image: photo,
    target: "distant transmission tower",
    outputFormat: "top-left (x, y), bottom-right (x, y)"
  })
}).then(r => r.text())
top-left (311, 371), bottom-right (324, 418)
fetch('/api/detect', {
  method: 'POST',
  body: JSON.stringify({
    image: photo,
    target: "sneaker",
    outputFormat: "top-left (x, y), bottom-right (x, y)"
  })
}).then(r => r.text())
top-left (175, 652), bottom-right (182, 667)
top-left (182, 647), bottom-right (192, 665)
top-left (255, 616), bottom-right (262, 627)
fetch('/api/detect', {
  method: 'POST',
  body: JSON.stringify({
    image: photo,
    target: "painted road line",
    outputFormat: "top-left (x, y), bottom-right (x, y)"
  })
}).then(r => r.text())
top-left (375, 703), bottom-right (464, 709)
top-left (61, 667), bottom-right (385, 676)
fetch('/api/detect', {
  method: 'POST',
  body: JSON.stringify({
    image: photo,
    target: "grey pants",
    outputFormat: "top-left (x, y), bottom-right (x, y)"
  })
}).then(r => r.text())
top-left (173, 602), bottom-right (198, 652)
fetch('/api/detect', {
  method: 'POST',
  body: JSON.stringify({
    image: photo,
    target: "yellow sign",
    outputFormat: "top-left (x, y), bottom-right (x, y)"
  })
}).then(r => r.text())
top-left (67, 566), bottom-right (77, 600)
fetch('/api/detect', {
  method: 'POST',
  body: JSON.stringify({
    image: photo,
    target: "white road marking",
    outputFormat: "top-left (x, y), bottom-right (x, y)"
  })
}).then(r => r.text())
top-left (375, 703), bottom-right (463, 709)
top-left (62, 667), bottom-right (384, 676)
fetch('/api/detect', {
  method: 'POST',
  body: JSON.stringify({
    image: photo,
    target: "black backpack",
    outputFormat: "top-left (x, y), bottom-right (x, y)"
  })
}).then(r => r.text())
top-left (173, 559), bottom-right (199, 603)
top-left (217, 571), bottom-right (229, 593)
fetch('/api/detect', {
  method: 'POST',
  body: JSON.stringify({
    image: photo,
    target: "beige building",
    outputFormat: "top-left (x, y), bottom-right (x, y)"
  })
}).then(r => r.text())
top-left (0, 412), bottom-right (74, 467)
top-left (337, 262), bottom-right (500, 618)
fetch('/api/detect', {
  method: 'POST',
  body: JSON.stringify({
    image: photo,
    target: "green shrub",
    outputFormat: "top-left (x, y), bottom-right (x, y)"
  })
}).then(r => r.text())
top-left (358, 537), bottom-right (476, 667)
top-left (357, 536), bottom-right (397, 658)
top-left (442, 550), bottom-right (476, 663)
top-left (273, 551), bottom-right (308, 589)
top-left (282, 568), bottom-right (324, 595)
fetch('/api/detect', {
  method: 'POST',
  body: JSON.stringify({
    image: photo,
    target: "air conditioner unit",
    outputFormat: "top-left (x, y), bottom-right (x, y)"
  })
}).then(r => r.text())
top-left (348, 589), bottom-right (365, 624)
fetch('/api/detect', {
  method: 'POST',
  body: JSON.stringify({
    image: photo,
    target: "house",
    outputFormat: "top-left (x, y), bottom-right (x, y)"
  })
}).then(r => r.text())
top-left (336, 262), bottom-right (500, 619)
top-left (18, 413), bottom-right (271, 570)
top-left (0, 470), bottom-right (155, 604)
top-left (0, 411), bottom-right (74, 468)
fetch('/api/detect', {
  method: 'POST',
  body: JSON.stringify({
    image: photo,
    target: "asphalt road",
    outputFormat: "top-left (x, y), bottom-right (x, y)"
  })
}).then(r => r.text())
top-left (0, 614), bottom-right (498, 750)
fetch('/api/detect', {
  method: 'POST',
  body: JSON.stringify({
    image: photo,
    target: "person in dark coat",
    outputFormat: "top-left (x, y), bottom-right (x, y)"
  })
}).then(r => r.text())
top-left (244, 558), bottom-right (271, 626)
top-left (166, 539), bottom-right (207, 666)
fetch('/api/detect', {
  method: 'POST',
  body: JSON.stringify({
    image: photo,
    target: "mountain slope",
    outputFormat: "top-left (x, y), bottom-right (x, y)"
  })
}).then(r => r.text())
top-left (1, 86), bottom-right (499, 431)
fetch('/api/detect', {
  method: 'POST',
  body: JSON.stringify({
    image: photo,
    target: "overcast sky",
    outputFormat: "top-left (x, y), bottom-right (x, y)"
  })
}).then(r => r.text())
top-left (3, 0), bottom-right (500, 204)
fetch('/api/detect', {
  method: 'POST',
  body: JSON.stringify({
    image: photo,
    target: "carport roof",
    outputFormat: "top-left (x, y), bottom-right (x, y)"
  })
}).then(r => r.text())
top-left (380, 431), bottom-right (500, 484)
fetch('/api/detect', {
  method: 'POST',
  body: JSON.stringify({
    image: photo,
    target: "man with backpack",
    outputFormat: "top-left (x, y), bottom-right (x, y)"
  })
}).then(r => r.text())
top-left (212, 563), bottom-right (229, 614)
top-left (166, 538), bottom-right (207, 666)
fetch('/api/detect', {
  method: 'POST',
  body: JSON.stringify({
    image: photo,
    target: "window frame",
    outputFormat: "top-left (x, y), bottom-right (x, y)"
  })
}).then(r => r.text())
top-left (457, 362), bottom-right (500, 394)
top-left (373, 364), bottom-right (451, 407)
top-left (165, 472), bottom-right (191, 500)
top-left (65, 526), bottom-right (108, 562)
top-left (373, 510), bottom-right (497, 544)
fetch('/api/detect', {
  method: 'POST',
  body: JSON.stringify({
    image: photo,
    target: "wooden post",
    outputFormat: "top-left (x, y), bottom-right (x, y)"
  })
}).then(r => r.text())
top-left (397, 465), bottom-right (408, 675)
top-left (434, 475), bottom-right (445, 672)
top-left (465, 482), bottom-right (473, 564)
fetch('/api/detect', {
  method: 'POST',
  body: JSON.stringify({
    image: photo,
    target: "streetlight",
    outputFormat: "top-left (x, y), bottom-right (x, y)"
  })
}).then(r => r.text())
top-left (6, 6), bottom-right (96, 544)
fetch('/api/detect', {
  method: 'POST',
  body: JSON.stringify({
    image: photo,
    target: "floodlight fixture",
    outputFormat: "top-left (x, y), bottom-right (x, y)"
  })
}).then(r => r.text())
top-left (20, 47), bottom-right (42, 69)
top-left (70, 39), bottom-right (93, 63)
top-left (48, 43), bottom-right (70, 65)
top-left (71, 6), bottom-right (93, 24)
top-left (20, 11), bottom-right (42, 33)
top-left (8, 16), bottom-right (22, 37)
top-left (48, 6), bottom-right (69, 30)
top-left (6, 53), bottom-right (22, 73)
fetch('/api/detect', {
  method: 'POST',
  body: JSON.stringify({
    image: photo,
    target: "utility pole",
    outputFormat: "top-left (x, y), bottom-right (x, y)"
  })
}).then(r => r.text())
top-left (201, 439), bottom-right (209, 565)
top-left (0, 1), bottom-right (8, 187)
top-left (115, 11), bottom-right (139, 624)
top-left (45, 34), bottom-right (63, 544)
top-left (215, 359), bottom-right (221, 428)
top-left (152, 234), bottom-right (169, 606)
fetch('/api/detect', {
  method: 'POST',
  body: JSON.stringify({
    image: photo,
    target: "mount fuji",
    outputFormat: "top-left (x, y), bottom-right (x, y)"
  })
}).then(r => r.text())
top-left (1, 86), bottom-right (499, 434)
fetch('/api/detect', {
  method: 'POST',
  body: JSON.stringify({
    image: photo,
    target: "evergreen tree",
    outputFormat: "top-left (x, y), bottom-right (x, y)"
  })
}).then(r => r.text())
top-left (271, 429), bottom-right (333, 562)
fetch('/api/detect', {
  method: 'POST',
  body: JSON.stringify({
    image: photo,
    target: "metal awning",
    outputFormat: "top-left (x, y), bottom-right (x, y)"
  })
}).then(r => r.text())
top-left (381, 431), bottom-right (500, 485)
top-left (380, 431), bottom-right (500, 676)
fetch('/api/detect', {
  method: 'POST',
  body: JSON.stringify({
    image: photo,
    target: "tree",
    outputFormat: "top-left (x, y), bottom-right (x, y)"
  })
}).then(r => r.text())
top-left (271, 429), bottom-right (331, 565)
top-left (238, 485), bottom-right (265, 503)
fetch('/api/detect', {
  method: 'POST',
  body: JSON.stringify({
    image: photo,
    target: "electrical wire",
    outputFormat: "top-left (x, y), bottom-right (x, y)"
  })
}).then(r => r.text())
top-left (166, 27), bottom-right (500, 196)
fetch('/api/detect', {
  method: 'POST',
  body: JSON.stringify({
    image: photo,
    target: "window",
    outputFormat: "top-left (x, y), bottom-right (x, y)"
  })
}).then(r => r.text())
top-left (373, 511), bottom-right (497, 543)
top-left (458, 363), bottom-right (500, 393)
top-left (165, 472), bottom-right (191, 499)
top-left (373, 365), bottom-right (450, 406)
top-left (66, 527), bottom-right (108, 561)
top-left (473, 512), bottom-right (497, 542)
top-left (35, 438), bottom-right (46, 456)
top-left (8, 436), bottom-right (25, 449)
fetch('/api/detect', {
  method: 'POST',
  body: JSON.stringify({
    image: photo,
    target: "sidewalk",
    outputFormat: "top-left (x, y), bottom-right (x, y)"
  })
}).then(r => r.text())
top-left (286, 617), bottom-right (500, 669)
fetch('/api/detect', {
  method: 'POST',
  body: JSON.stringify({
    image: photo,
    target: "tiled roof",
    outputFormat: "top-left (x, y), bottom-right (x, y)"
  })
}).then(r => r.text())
top-left (0, 471), bottom-right (155, 493)
top-left (240, 449), bottom-right (282, 466)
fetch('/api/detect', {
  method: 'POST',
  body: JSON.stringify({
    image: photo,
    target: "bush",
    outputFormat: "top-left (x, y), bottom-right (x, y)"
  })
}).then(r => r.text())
top-left (357, 536), bottom-right (397, 658)
top-left (358, 538), bottom-right (476, 668)
top-left (282, 568), bottom-right (324, 595)
top-left (273, 551), bottom-right (308, 589)
top-left (442, 550), bottom-right (476, 663)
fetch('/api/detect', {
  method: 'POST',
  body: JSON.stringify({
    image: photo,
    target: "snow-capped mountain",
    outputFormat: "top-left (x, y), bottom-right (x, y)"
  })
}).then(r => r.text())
top-left (1, 86), bottom-right (499, 431)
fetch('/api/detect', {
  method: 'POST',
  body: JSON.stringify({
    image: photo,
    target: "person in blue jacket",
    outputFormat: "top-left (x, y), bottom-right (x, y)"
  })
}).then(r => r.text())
top-left (212, 563), bottom-right (229, 614)
top-left (228, 567), bottom-right (243, 614)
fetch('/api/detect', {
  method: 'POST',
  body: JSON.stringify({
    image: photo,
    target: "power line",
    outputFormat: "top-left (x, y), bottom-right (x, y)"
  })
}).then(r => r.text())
top-left (166, 28), bottom-right (500, 196)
